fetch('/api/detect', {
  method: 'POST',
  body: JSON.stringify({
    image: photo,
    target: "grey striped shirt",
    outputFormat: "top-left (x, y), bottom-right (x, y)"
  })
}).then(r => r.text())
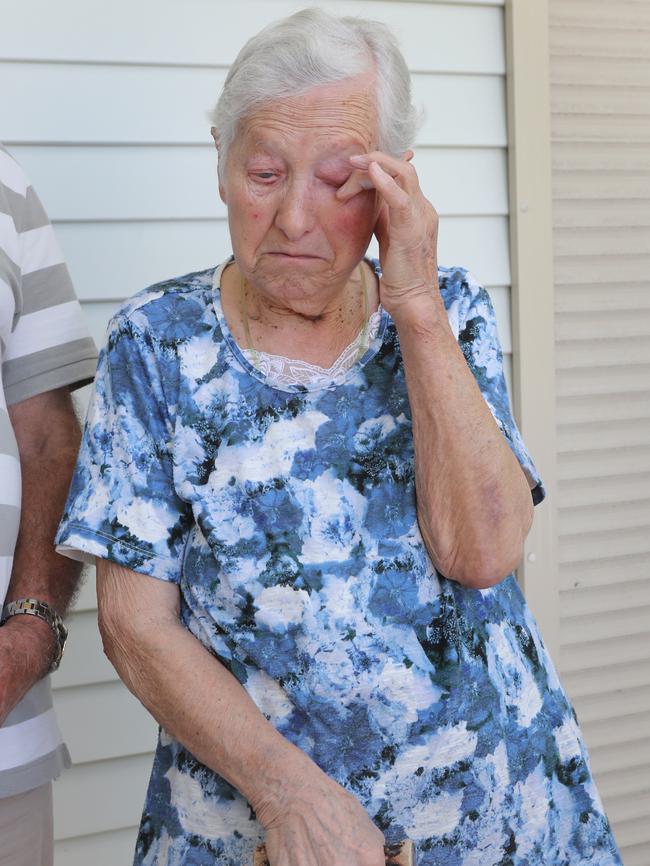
top-left (0, 144), bottom-right (98, 797)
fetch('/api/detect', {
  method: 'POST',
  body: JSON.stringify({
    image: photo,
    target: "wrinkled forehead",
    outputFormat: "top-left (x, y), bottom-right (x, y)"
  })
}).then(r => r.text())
top-left (235, 76), bottom-right (379, 160)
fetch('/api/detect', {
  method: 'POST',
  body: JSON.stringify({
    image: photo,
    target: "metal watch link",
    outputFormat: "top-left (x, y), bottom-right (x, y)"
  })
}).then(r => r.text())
top-left (0, 598), bottom-right (68, 673)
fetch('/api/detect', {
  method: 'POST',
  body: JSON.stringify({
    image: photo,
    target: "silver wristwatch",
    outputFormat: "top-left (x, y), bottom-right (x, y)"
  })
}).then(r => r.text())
top-left (0, 598), bottom-right (68, 673)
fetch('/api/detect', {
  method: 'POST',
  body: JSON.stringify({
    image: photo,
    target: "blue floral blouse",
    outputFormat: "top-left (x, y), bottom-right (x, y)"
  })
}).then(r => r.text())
top-left (55, 259), bottom-right (621, 866)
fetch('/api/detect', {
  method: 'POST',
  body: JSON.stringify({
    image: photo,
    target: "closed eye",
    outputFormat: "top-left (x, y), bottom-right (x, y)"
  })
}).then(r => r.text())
top-left (319, 175), bottom-right (351, 188)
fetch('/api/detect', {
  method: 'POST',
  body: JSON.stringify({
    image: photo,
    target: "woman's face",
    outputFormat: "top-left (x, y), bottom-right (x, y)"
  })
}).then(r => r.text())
top-left (218, 72), bottom-right (380, 309)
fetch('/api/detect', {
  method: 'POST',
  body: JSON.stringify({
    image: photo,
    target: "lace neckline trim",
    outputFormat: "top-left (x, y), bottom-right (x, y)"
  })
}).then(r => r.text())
top-left (211, 256), bottom-right (389, 393)
top-left (240, 308), bottom-right (383, 388)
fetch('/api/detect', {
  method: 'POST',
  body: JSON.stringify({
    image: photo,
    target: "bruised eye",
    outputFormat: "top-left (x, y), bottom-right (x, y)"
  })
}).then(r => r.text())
top-left (319, 174), bottom-right (351, 189)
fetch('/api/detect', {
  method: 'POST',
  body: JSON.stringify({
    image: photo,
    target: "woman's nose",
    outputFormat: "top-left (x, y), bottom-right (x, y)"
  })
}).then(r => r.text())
top-left (274, 181), bottom-right (316, 241)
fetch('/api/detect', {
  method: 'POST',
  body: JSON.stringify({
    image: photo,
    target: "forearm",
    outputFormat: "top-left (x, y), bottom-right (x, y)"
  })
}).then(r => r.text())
top-left (7, 445), bottom-right (83, 617)
top-left (98, 567), bottom-right (313, 819)
top-left (394, 295), bottom-right (533, 587)
top-left (1, 390), bottom-right (84, 718)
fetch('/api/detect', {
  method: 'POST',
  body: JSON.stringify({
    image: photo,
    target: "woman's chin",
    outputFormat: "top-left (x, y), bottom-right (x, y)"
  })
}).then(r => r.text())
top-left (252, 257), bottom-right (329, 290)
top-left (264, 252), bottom-right (326, 267)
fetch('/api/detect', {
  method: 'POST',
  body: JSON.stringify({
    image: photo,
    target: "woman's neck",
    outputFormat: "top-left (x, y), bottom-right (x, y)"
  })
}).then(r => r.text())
top-left (220, 259), bottom-right (379, 368)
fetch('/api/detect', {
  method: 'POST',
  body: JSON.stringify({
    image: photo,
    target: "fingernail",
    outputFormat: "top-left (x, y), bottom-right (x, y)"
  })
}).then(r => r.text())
top-left (349, 154), bottom-right (369, 165)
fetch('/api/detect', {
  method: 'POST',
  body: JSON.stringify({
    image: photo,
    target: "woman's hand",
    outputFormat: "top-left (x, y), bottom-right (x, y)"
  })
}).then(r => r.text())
top-left (254, 757), bottom-right (386, 866)
top-left (336, 151), bottom-right (441, 319)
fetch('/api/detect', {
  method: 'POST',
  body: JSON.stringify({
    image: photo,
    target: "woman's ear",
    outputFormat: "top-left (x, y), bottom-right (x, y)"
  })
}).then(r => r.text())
top-left (211, 127), bottom-right (227, 204)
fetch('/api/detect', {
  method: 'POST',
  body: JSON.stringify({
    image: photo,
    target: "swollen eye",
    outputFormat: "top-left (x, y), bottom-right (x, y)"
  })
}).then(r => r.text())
top-left (321, 176), bottom-right (351, 189)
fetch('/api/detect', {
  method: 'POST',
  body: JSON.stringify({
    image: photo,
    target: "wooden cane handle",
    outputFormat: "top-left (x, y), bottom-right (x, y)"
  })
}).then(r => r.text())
top-left (253, 837), bottom-right (415, 866)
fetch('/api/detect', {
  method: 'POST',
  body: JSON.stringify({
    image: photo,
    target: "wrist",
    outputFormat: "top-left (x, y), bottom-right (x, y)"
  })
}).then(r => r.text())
top-left (0, 614), bottom-right (57, 681)
top-left (1, 598), bottom-right (68, 673)
top-left (246, 743), bottom-right (320, 828)
top-left (0, 616), bottom-right (56, 725)
top-left (389, 292), bottom-right (450, 334)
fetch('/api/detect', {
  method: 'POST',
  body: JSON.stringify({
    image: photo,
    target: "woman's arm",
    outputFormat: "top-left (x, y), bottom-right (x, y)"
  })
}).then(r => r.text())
top-left (96, 558), bottom-right (306, 814)
top-left (393, 299), bottom-right (533, 589)
top-left (339, 153), bottom-right (533, 588)
top-left (97, 559), bottom-right (386, 866)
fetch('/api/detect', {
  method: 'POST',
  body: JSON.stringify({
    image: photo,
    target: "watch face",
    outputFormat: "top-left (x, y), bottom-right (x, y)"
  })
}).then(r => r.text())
top-left (51, 618), bottom-right (67, 672)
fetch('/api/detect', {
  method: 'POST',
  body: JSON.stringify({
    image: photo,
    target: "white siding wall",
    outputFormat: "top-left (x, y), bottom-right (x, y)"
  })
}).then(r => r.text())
top-left (1, 1), bottom-right (511, 862)
top-left (548, 2), bottom-right (650, 864)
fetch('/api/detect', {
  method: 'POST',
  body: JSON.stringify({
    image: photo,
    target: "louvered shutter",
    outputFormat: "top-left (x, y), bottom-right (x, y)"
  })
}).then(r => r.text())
top-left (549, 2), bottom-right (650, 863)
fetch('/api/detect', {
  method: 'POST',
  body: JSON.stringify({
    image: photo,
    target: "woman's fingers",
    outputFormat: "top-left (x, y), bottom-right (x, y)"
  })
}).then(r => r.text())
top-left (336, 149), bottom-right (438, 309)
top-left (336, 150), bottom-right (417, 203)
top-left (367, 161), bottom-right (410, 212)
top-left (350, 151), bottom-right (419, 193)
top-left (373, 203), bottom-right (391, 256)
top-left (335, 169), bottom-right (376, 203)
top-left (267, 834), bottom-right (381, 866)
top-left (259, 759), bottom-right (386, 866)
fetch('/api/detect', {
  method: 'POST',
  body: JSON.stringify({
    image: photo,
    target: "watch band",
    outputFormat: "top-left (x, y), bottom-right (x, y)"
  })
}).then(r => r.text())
top-left (0, 598), bottom-right (68, 673)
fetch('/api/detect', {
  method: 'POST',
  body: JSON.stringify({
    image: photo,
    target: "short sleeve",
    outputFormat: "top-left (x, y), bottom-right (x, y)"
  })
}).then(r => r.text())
top-left (457, 270), bottom-right (546, 506)
top-left (0, 147), bottom-right (98, 405)
top-left (54, 314), bottom-right (194, 582)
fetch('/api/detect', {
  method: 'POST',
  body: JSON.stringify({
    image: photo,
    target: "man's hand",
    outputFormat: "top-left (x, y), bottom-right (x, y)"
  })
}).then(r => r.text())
top-left (0, 616), bottom-right (56, 725)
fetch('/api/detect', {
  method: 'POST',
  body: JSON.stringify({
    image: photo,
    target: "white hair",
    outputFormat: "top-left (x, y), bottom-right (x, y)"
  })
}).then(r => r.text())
top-left (210, 8), bottom-right (422, 176)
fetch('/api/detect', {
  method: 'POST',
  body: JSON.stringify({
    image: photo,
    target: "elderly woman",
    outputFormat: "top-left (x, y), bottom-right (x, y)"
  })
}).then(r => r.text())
top-left (55, 9), bottom-right (621, 866)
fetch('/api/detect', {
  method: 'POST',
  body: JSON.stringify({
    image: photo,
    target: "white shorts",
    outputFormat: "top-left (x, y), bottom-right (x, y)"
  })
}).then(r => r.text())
top-left (0, 782), bottom-right (53, 866)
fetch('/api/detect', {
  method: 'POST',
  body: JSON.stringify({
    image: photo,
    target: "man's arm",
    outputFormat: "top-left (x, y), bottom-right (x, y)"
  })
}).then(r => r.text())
top-left (0, 387), bottom-right (83, 724)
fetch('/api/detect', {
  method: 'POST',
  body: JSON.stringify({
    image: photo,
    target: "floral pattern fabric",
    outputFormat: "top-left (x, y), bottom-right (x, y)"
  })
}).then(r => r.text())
top-left (55, 259), bottom-right (621, 866)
